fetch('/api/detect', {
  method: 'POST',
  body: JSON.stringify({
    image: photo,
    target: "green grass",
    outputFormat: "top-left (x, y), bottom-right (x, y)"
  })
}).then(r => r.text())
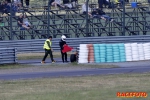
top-left (0, 64), bottom-right (30, 69)
top-left (0, 73), bottom-right (150, 100)
top-left (17, 52), bottom-right (72, 60)
top-left (41, 62), bottom-right (118, 68)
top-left (0, 62), bottom-right (118, 70)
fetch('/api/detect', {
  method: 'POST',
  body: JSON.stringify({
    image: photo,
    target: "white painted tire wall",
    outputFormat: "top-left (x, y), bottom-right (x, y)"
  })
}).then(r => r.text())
top-left (78, 44), bottom-right (88, 63)
top-left (143, 43), bottom-right (150, 60)
top-left (125, 43), bottom-right (133, 61)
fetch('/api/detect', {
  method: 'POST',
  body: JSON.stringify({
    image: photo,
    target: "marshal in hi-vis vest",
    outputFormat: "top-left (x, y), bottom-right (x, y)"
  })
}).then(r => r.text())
top-left (43, 39), bottom-right (52, 50)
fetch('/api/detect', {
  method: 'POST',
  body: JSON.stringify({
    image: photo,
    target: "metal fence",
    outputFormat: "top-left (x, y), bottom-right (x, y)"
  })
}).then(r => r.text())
top-left (0, 35), bottom-right (150, 53)
top-left (0, 48), bottom-right (17, 64)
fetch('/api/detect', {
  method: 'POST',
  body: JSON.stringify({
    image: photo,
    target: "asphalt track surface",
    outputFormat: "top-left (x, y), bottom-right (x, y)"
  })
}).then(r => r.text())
top-left (0, 58), bottom-right (150, 80)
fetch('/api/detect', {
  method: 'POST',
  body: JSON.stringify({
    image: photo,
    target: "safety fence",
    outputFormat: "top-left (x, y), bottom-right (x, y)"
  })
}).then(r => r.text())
top-left (0, 48), bottom-right (17, 64)
top-left (1, 35), bottom-right (150, 53)
top-left (0, 35), bottom-right (150, 64)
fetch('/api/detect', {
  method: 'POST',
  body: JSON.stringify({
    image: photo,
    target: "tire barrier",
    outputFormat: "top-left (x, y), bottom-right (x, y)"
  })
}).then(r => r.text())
top-left (78, 44), bottom-right (88, 63)
top-left (70, 54), bottom-right (76, 62)
top-left (87, 44), bottom-right (94, 63)
top-left (78, 43), bottom-right (150, 63)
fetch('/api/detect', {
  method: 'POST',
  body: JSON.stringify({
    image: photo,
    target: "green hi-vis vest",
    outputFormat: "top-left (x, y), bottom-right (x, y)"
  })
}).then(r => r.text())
top-left (43, 39), bottom-right (51, 50)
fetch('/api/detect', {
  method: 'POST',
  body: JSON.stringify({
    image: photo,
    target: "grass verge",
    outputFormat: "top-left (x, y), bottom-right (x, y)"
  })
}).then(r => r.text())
top-left (0, 64), bottom-right (30, 69)
top-left (0, 62), bottom-right (118, 70)
top-left (39, 62), bottom-right (118, 69)
top-left (0, 73), bottom-right (150, 100)
top-left (17, 52), bottom-right (72, 60)
top-left (17, 52), bottom-right (119, 69)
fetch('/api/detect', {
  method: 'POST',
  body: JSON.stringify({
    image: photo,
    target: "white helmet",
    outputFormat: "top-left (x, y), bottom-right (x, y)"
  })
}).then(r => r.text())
top-left (61, 35), bottom-right (66, 41)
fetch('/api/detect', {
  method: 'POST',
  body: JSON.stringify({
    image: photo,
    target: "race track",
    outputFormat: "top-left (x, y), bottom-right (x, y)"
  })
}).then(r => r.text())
top-left (0, 66), bottom-right (150, 80)
top-left (0, 58), bottom-right (150, 80)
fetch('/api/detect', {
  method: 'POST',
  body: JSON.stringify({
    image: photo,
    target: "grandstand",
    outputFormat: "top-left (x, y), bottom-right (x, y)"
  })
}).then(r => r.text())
top-left (0, 0), bottom-right (150, 40)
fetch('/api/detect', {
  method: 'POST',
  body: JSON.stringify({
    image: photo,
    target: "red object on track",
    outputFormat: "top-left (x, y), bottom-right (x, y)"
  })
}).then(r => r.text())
top-left (62, 44), bottom-right (73, 53)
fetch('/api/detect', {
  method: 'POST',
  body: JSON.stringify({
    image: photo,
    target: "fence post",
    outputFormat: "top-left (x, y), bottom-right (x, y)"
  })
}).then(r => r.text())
top-left (10, 0), bottom-right (13, 40)
top-left (86, 0), bottom-right (89, 37)
top-left (15, 47), bottom-right (18, 63)
top-left (123, 0), bottom-right (126, 36)
top-left (48, 0), bottom-right (52, 37)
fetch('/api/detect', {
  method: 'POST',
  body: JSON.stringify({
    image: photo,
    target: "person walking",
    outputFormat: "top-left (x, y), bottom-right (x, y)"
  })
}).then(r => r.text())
top-left (59, 35), bottom-right (68, 63)
top-left (41, 36), bottom-right (55, 63)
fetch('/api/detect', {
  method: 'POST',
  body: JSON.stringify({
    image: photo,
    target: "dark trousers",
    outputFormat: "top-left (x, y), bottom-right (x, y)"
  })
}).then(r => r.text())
top-left (21, 0), bottom-right (23, 6)
top-left (98, 0), bottom-right (104, 9)
top-left (21, 0), bottom-right (30, 6)
top-left (101, 15), bottom-right (111, 21)
top-left (60, 50), bottom-right (67, 62)
top-left (26, 0), bottom-right (30, 6)
top-left (42, 49), bottom-right (54, 62)
top-left (2, 9), bottom-right (9, 15)
top-left (7, 0), bottom-right (11, 3)
top-left (83, 11), bottom-right (88, 15)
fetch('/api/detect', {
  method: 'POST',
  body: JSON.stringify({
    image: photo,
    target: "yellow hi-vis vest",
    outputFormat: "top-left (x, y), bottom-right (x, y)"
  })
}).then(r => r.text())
top-left (115, 0), bottom-right (119, 3)
top-left (43, 39), bottom-right (51, 50)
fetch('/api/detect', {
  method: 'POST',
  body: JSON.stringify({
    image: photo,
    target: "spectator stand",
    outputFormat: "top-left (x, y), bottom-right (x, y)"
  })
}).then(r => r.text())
top-left (1, 0), bottom-right (150, 40)
top-left (112, 2), bottom-right (150, 36)
top-left (0, 17), bottom-right (5, 40)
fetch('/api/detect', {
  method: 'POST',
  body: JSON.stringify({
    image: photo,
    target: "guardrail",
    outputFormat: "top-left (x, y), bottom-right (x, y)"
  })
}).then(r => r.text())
top-left (0, 35), bottom-right (150, 53)
top-left (0, 48), bottom-right (17, 64)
